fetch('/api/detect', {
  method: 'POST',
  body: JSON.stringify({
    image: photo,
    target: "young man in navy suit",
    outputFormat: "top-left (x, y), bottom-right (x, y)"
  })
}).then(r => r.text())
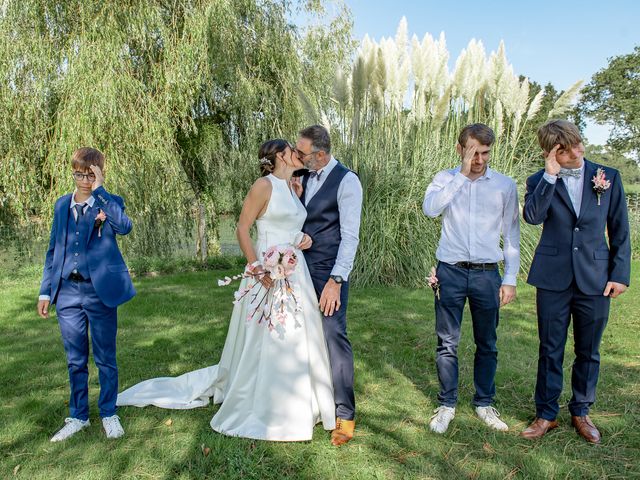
top-left (37, 147), bottom-right (136, 441)
top-left (521, 120), bottom-right (631, 443)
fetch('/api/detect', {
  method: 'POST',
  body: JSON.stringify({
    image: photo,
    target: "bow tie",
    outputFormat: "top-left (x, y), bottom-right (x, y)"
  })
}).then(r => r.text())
top-left (309, 170), bottom-right (323, 180)
top-left (558, 168), bottom-right (582, 179)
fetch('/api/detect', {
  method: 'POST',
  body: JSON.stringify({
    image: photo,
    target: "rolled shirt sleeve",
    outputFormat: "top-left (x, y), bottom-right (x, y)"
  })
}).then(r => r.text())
top-left (501, 181), bottom-right (521, 286)
top-left (331, 172), bottom-right (363, 281)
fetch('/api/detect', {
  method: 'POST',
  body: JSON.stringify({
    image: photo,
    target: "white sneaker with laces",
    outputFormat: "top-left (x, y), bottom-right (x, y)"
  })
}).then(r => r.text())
top-left (429, 406), bottom-right (456, 434)
top-left (475, 406), bottom-right (508, 431)
top-left (102, 415), bottom-right (125, 439)
top-left (50, 418), bottom-right (90, 442)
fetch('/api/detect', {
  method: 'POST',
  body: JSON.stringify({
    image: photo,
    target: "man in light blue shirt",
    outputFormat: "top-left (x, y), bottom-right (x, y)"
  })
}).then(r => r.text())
top-left (423, 123), bottom-right (520, 434)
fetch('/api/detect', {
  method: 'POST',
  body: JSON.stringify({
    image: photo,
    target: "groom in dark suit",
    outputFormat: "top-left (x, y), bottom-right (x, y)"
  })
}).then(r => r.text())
top-left (295, 125), bottom-right (363, 446)
top-left (521, 120), bottom-right (631, 443)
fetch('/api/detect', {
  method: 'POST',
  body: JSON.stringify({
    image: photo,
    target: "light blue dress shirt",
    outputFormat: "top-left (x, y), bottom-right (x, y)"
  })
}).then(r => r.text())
top-left (423, 167), bottom-right (521, 286)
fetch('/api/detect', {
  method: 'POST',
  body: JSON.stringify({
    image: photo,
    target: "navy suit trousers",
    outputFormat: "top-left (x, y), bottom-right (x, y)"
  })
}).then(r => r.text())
top-left (56, 278), bottom-right (119, 420)
top-left (309, 273), bottom-right (355, 420)
top-left (535, 284), bottom-right (610, 420)
top-left (434, 262), bottom-right (501, 407)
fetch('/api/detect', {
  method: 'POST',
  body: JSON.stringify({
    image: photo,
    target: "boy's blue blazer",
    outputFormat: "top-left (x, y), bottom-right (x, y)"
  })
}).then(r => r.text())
top-left (39, 186), bottom-right (136, 307)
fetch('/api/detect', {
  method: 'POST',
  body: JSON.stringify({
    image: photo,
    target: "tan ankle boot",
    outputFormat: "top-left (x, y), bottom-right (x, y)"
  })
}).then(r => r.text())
top-left (331, 417), bottom-right (355, 446)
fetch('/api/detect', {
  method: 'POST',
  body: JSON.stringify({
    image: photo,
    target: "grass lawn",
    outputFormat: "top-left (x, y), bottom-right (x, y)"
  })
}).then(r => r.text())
top-left (1, 263), bottom-right (639, 480)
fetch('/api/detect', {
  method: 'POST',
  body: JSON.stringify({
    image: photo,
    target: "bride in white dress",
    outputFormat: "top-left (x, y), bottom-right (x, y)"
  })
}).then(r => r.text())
top-left (117, 139), bottom-right (335, 441)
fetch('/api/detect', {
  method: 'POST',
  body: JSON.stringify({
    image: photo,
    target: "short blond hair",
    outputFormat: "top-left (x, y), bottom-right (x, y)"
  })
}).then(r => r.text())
top-left (537, 120), bottom-right (582, 153)
top-left (71, 147), bottom-right (105, 171)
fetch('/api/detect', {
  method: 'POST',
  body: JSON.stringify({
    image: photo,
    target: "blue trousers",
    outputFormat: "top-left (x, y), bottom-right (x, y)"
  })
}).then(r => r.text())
top-left (434, 262), bottom-right (501, 407)
top-left (56, 278), bottom-right (119, 420)
top-left (309, 272), bottom-right (355, 421)
top-left (535, 284), bottom-right (610, 420)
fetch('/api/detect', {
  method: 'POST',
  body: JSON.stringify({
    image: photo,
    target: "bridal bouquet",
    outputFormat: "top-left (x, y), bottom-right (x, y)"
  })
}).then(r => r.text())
top-left (218, 245), bottom-right (302, 331)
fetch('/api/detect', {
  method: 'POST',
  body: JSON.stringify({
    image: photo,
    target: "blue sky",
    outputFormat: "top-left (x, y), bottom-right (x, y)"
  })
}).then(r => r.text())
top-left (333, 0), bottom-right (639, 145)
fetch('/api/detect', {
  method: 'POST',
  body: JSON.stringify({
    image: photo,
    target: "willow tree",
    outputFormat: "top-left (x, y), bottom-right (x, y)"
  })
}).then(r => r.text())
top-left (0, 0), bottom-right (349, 258)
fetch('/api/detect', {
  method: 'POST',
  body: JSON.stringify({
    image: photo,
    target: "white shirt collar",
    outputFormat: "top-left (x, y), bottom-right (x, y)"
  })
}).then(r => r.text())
top-left (70, 190), bottom-right (96, 209)
top-left (453, 165), bottom-right (493, 180)
top-left (313, 156), bottom-right (338, 177)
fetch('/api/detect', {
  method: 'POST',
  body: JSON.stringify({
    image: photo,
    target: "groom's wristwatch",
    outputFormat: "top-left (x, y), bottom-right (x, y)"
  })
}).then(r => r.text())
top-left (330, 275), bottom-right (343, 284)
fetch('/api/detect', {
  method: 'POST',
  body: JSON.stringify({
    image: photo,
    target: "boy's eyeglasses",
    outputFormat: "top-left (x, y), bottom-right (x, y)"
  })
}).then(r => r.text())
top-left (72, 172), bottom-right (96, 182)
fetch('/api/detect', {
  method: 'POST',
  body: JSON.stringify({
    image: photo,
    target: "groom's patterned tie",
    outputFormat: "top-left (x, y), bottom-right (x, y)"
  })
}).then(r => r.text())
top-left (309, 170), bottom-right (323, 180)
top-left (558, 168), bottom-right (582, 179)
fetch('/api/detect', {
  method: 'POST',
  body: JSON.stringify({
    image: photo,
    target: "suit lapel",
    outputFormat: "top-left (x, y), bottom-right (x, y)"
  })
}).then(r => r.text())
top-left (301, 174), bottom-right (309, 205)
top-left (577, 160), bottom-right (596, 223)
top-left (555, 179), bottom-right (576, 218)
top-left (58, 196), bottom-right (71, 249)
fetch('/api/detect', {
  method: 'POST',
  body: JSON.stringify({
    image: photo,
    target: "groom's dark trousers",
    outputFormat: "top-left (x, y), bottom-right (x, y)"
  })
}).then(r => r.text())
top-left (524, 159), bottom-right (630, 421)
top-left (309, 275), bottom-right (355, 421)
top-left (435, 262), bottom-right (501, 407)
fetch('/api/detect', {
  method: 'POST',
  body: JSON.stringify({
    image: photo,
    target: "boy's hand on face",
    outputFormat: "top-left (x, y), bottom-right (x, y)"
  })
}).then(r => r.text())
top-left (90, 165), bottom-right (104, 191)
top-left (460, 145), bottom-right (477, 177)
top-left (544, 144), bottom-right (561, 176)
top-left (37, 299), bottom-right (50, 319)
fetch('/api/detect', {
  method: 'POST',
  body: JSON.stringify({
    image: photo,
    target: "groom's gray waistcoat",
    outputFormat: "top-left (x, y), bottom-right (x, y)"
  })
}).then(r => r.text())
top-left (301, 161), bottom-right (350, 275)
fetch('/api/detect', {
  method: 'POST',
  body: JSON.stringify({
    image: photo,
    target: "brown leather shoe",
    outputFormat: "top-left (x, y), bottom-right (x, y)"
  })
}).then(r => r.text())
top-left (520, 417), bottom-right (559, 439)
top-left (331, 418), bottom-right (355, 446)
top-left (572, 415), bottom-right (601, 444)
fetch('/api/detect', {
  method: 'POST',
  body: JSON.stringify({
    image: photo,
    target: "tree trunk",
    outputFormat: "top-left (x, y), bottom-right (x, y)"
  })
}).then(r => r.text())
top-left (196, 199), bottom-right (207, 262)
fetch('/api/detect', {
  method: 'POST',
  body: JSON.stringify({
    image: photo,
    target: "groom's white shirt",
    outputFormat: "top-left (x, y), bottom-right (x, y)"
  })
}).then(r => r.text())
top-left (305, 156), bottom-right (362, 281)
top-left (423, 166), bottom-right (520, 286)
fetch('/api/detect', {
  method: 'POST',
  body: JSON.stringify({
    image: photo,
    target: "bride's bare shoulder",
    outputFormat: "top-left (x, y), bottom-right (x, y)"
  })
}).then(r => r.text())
top-left (247, 176), bottom-right (272, 201)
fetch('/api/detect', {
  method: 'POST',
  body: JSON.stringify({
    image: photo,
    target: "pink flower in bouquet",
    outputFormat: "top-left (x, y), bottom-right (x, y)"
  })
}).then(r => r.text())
top-left (270, 263), bottom-right (287, 280)
top-left (263, 246), bottom-right (280, 268)
top-left (591, 168), bottom-right (611, 206)
top-left (281, 249), bottom-right (298, 275)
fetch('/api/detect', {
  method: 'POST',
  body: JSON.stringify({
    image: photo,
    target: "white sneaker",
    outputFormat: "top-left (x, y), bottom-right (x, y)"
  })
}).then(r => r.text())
top-left (102, 415), bottom-right (125, 439)
top-left (429, 406), bottom-right (456, 434)
top-left (50, 418), bottom-right (90, 442)
top-left (476, 406), bottom-right (509, 431)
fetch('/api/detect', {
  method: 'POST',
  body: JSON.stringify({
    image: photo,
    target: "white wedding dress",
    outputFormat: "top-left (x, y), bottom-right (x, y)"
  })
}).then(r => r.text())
top-left (117, 174), bottom-right (335, 441)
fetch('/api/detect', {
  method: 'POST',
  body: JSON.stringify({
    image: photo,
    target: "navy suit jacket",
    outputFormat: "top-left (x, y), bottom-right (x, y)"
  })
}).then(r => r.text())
top-left (523, 159), bottom-right (631, 295)
top-left (39, 186), bottom-right (136, 307)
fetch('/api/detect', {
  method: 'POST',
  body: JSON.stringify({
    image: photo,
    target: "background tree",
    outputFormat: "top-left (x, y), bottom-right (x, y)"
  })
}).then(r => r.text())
top-left (0, 0), bottom-right (351, 259)
top-left (580, 46), bottom-right (640, 160)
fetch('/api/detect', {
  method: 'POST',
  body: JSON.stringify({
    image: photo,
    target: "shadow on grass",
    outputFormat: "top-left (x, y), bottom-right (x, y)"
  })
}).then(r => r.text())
top-left (2, 270), bottom-right (639, 479)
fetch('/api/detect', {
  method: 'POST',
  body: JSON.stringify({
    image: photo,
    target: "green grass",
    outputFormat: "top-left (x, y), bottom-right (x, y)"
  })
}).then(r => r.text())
top-left (624, 184), bottom-right (640, 194)
top-left (1, 264), bottom-right (639, 479)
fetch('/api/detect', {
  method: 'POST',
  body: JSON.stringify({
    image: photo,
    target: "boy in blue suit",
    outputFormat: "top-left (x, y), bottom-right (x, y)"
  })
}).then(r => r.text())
top-left (37, 147), bottom-right (136, 441)
top-left (520, 120), bottom-right (631, 443)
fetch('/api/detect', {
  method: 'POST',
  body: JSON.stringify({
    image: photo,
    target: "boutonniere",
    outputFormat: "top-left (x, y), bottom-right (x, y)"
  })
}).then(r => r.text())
top-left (94, 209), bottom-right (107, 237)
top-left (427, 266), bottom-right (440, 299)
top-left (591, 168), bottom-right (611, 206)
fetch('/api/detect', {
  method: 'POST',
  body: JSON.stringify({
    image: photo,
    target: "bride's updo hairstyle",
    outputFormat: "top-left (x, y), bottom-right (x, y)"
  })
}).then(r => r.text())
top-left (258, 139), bottom-right (290, 176)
